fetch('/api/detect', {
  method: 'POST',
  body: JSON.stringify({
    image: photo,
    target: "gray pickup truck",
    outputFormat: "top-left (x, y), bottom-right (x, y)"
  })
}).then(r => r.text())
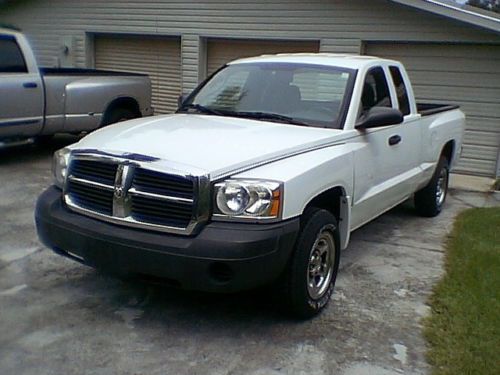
top-left (0, 28), bottom-right (153, 145)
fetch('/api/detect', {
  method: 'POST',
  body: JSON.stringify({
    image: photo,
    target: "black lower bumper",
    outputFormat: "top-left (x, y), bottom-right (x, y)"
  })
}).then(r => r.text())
top-left (35, 186), bottom-right (299, 293)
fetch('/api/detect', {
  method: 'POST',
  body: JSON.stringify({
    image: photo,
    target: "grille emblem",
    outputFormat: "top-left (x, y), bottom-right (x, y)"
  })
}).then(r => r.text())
top-left (112, 164), bottom-right (133, 218)
top-left (114, 185), bottom-right (125, 199)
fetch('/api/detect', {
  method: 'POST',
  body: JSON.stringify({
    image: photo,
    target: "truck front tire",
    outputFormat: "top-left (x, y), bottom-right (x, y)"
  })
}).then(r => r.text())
top-left (282, 208), bottom-right (340, 319)
top-left (414, 156), bottom-right (449, 217)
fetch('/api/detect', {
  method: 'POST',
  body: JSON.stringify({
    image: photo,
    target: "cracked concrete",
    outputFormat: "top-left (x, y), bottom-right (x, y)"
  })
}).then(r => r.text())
top-left (1, 136), bottom-right (498, 375)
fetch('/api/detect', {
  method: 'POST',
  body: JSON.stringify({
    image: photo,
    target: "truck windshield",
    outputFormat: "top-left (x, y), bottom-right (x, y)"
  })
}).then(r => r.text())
top-left (181, 62), bottom-right (355, 128)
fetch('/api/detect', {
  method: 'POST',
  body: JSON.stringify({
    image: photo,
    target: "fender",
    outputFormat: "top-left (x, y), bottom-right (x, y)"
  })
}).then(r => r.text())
top-left (233, 144), bottom-right (356, 250)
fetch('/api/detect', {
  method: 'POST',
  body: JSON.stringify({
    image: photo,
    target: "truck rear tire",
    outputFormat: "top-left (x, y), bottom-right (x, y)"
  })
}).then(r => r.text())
top-left (102, 107), bottom-right (138, 127)
top-left (414, 156), bottom-right (449, 217)
top-left (281, 208), bottom-right (340, 319)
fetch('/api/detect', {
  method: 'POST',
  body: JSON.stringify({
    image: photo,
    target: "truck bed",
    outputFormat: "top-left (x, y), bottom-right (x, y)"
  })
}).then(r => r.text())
top-left (40, 67), bottom-right (147, 77)
top-left (417, 103), bottom-right (460, 117)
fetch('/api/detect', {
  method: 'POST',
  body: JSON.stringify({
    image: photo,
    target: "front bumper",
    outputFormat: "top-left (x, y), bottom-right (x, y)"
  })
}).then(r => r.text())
top-left (35, 186), bottom-right (299, 293)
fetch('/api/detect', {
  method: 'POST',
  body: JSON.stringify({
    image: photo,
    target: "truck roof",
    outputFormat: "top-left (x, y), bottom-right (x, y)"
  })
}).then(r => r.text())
top-left (228, 53), bottom-right (398, 70)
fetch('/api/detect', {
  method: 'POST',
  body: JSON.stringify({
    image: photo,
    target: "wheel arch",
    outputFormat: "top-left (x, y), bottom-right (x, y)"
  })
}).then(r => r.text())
top-left (303, 185), bottom-right (351, 250)
top-left (441, 140), bottom-right (455, 166)
top-left (101, 96), bottom-right (141, 126)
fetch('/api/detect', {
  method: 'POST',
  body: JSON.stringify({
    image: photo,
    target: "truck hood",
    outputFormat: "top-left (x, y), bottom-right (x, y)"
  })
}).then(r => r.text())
top-left (72, 114), bottom-right (344, 179)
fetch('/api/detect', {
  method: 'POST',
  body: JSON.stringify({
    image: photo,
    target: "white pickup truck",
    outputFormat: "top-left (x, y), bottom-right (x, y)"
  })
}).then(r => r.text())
top-left (0, 28), bottom-right (152, 146)
top-left (35, 54), bottom-right (464, 318)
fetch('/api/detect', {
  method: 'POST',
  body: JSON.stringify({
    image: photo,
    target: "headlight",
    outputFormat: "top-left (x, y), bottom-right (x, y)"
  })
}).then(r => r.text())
top-left (52, 147), bottom-right (71, 189)
top-left (214, 180), bottom-right (282, 220)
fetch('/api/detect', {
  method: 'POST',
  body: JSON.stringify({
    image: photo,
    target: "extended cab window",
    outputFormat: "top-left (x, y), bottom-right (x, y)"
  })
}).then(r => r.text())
top-left (389, 66), bottom-right (410, 116)
top-left (359, 66), bottom-right (392, 116)
top-left (0, 36), bottom-right (27, 73)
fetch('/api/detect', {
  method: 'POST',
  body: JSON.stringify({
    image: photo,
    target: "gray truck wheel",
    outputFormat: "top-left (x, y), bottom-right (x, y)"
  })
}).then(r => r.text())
top-left (414, 156), bottom-right (449, 217)
top-left (283, 208), bottom-right (340, 319)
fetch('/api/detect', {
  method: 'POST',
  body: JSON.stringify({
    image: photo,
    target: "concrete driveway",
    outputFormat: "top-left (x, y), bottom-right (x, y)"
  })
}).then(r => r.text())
top-left (0, 137), bottom-right (497, 375)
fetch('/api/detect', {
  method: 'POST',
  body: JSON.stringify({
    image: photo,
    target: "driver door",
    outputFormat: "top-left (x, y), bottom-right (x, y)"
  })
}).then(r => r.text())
top-left (350, 66), bottom-right (413, 229)
top-left (0, 34), bottom-right (44, 138)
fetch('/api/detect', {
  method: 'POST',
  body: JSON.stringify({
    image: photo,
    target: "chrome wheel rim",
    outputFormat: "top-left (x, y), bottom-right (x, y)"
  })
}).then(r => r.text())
top-left (307, 225), bottom-right (336, 300)
top-left (436, 167), bottom-right (448, 207)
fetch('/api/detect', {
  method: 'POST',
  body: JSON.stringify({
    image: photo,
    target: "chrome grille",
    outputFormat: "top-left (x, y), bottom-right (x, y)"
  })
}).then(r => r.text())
top-left (67, 179), bottom-right (114, 215)
top-left (70, 159), bottom-right (117, 185)
top-left (64, 155), bottom-right (205, 235)
top-left (129, 168), bottom-right (194, 227)
top-left (131, 195), bottom-right (193, 227)
top-left (132, 168), bottom-right (194, 198)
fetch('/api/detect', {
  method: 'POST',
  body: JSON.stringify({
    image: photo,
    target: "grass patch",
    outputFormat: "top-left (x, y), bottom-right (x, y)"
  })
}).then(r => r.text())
top-left (424, 207), bottom-right (500, 375)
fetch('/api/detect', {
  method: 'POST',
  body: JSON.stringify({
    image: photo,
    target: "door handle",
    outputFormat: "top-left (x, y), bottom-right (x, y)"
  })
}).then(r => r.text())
top-left (23, 82), bottom-right (38, 89)
top-left (388, 135), bottom-right (402, 146)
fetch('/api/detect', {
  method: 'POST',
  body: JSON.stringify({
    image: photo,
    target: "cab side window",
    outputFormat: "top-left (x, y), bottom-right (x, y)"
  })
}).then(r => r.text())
top-left (0, 36), bottom-right (27, 73)
top-left (389, 66), bottom-right (411, 116)
top-left (360, 67), bottom-right (392, 117)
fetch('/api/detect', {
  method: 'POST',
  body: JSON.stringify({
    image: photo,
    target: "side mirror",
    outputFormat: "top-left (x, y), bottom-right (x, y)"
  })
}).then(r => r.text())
top-left (355, 107), bottom-right (403, 130)
top-left (177, 93), bottom-right (190, 109)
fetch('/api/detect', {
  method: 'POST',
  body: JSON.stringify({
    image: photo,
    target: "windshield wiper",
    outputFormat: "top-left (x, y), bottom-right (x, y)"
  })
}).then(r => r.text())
top-left (179, 103), bottom-right (225, 116)
top-left (179, 106), bottom-right (310, 126)
top-left (226, 111), bottom-right (310, 127)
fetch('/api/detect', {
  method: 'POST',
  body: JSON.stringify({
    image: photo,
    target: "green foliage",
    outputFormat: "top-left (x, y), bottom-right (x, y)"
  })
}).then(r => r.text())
top-left (0, 23), bottom-right (21, 31)
top-left (0, 0), bottom-right (40, 16)
top-left (424, 207), bottom-right (500, 375)
top-left (467, 0), bottom-right (500, 13)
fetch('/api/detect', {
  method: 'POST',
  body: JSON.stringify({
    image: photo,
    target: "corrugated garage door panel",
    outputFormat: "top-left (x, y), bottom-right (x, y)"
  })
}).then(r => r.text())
top-left (95, 35), bottom-right (181, 114)
top-left (207, 39), bottom-right (320, 76)
top-left (365, 43), bottom-right (500, 177)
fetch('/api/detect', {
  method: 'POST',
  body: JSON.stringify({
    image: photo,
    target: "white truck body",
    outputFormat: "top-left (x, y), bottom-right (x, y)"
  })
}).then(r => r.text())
top-left (36, 53), bottom-right (465, 317)
top-left (67, 54), bottom-right (464, 247)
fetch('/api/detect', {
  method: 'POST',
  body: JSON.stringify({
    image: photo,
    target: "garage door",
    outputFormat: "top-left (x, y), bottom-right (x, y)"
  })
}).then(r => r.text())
top-left (207, 39), bottom-right (320, 76)
top-left (365, 43), bottom-right (500, 177)
top-left (95, 35), bottom-right (181, 114)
